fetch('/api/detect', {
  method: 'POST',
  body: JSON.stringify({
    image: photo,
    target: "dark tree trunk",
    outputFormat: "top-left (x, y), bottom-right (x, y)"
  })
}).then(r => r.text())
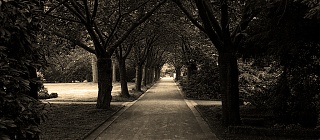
top-left (175, 66), bottom-right (182, 81)
top-left (187, 63), bottom-right (197, 81)
top-left (148, 68), bottom-right (154, 84)
top-left (218, 52), bottom-right (241, 126)
top-left (156, 67), bottom-right (161, 81)
top-left (118, 58), bottom-right (130, 97)
top-left (142, 66), bottom-right (147, 86)
top-left (154, 67), bottom-right (159, 81)
top-left (96, 57), bottom-right (113, 109)
top-left (157, 67), bottom-right (161, 81)
top-left (273, 66), bottom-right (291, 124)
top-left (135, 64), bottom-right (143, 92)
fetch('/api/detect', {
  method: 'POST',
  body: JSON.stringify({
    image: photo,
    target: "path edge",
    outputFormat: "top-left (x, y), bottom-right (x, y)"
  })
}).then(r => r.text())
top-left (175, 81), bottom-right (219, 140)
top-left (82, 83), bottom-right (158, 140)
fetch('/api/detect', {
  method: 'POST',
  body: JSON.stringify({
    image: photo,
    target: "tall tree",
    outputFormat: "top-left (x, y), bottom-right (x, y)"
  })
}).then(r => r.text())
top-left (173, 0), bottom-right (264, 126)
top-left (44, 0), bottom-right (166, 109)
top-left (115, 40), bottom-right (135, 97)
top-left (131, 32), bottom-right (157, 91)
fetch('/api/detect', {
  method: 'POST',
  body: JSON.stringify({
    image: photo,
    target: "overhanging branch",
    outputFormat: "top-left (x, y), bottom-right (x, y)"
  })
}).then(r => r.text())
top-left (46, 30), bottom-right (96, 54)
top-left (109, 0), bottom-right (167, 51)
top-left (173, 0), bottom-right (206, 33)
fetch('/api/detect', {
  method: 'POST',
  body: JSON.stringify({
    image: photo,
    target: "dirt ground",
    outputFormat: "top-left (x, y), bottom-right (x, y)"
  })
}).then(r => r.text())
top-left (43, 82), bottom-right (135, 102)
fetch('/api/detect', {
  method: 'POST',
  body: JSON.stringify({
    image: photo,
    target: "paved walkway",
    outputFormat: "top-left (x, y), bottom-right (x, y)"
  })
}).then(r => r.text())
top-left (84, 77), bottom-right (217, 140)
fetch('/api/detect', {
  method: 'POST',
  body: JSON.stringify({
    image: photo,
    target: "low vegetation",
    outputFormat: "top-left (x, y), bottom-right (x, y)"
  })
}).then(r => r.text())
top-left (39, 104), bottom-right (122, 140)
top-left (196, 105), bottom-right (320, 140)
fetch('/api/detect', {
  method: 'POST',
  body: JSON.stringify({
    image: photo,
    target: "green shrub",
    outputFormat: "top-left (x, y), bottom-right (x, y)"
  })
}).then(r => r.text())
top-left (0, 1), bottom-right (47, 139)
top-left (181, 60), bottom-right (220, 100)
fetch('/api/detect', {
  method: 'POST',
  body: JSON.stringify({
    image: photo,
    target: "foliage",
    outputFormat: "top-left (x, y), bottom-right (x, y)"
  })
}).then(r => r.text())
top-left (239, 60), bottom-right (281, 109)
top-left (37, 86), bottom-right (58, 99)
top-left (295, 0), bottom-right (320, 19)
top-left (242, 0), bottom-right (320, 128)
top-left (180, 48), bottom-right (220, 100)
top-left (0, 0), bottom-right (48, 139)
top-left (42, 48), bottom-right (92, 83)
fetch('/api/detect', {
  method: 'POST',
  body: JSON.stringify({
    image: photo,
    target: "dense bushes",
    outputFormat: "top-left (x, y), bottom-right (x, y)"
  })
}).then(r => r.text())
top-left (42, 48), bottom-right (92, 83)
top-left (239, 58), bottom-right (320, 128)
top-left (239, 61), bottom-right (281, 109)
top-left (180, 55), bottom-right (220, 100)
top-left (0, 0), bottom-right (47, 139)
top-left (239, 1), bottom-right (320, 128)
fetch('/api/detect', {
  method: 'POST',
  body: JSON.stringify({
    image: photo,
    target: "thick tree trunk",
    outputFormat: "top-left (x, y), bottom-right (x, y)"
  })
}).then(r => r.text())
top-left (187, 63), bottom-right (197, 81)
top-left (135, 64), bottom-right (143, 92)
top-left (148, 68), bottom-right (154, 84)
top-left (143, 66), bottom-right (148, 86)
top-left (92, 56), bottom-right (98, 83)
top-left (154, 68), bottom-right (158, 81)
top-left (155, 67), bottom-right (160, 81)
top-left (96, 57), bottom-right (113, 109)
top-left (175, 66), bottom-right (182, 81)
top-left (118, 58), bottom-right (130, 97)
top-left (218, 52), bottom-right (241, 126)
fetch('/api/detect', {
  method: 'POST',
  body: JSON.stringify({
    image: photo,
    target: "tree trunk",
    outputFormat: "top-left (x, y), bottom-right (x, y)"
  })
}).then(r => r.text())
top-left (218, 52), bottom-right (241, 126)
top-left (187, 63), bottom-right (197, 81)
top-left (175, 66), bottom-right (182, 81)
top-left (142, 65), bottom-right (147, 86)
top-left (118, 58), bottom-right (130, 97)
top-left (148, 68), bottom-right (154, 84)
top-left (155, 67), bottom-right (160, 81)
top-left (96, 57), bottom-right (113, 109)
top-left (92, 56), bottom-right (98, 83)
top-left (135, 64), bottom-right (143, 92)
top-left (112, 58), bottom-right (117, 82)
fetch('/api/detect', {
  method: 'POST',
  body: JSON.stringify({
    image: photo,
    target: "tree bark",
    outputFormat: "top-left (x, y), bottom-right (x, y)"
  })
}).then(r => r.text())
top-left (118, 58), bottom-right (130, 97)
top-left (112, 58), bottom-right (117, 82)
top-left (135, 64), bottom-right (143, 92)
top-left (218, 52), bottom-right (241, 126)
top-left (142, 65), bottom-right (147, 86)
top-left (96, 57), bottom-right (113, 109)
top-left (187, 63), bottom-right (197, 81)
top-left (175, 66), bottom-right (182, 81)
top-left (92, 56), bottom-right (98, 83)
top-left (155, 67), bottom-right (161, 81)
top-left (148, 68), bottom-right (154, 84)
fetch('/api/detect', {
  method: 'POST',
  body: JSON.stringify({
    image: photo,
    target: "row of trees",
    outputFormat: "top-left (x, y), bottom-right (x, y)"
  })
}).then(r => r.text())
top-left (2, 0), bottom-right (320, 139)
top-left (42, 0), bottom-right (169, 109)
top-left (171, 0), bottom-right (320, 128)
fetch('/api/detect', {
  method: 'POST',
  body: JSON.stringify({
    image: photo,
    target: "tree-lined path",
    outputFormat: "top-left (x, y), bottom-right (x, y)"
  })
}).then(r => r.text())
top-left (85, 77), bottom-right (217, 140)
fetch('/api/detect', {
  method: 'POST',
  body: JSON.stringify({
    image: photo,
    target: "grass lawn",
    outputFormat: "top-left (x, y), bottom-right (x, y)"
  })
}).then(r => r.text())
top-left (196, 105), bottom-right (320, 140)
top-left (38, 82), bottom-right (154, 139)
top-left (39, 104), bottom-right (123, 140)
top-left (38, 84), bottom-right (150, 140)
top-left (43, 82), bottom-right (136, 102)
